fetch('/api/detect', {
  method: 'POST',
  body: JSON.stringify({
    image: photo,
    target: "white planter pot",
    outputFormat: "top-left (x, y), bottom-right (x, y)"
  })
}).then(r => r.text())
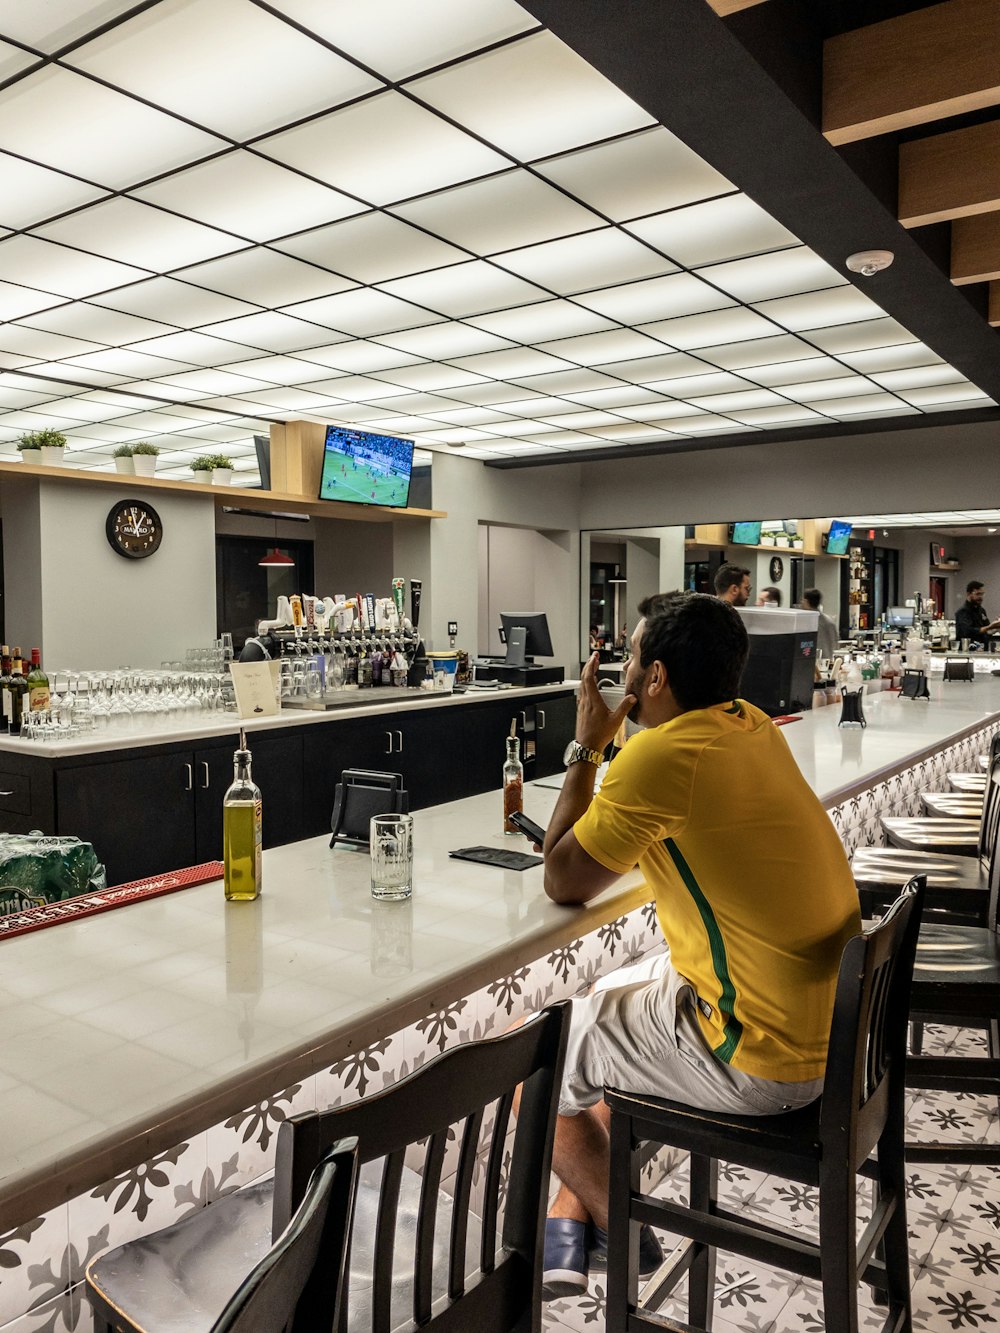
top-left (211, 468), bottom-right (233, 485)
top-left (114, 456), bottom-right (134, 474)
top-left (19, 450), bottom-right (42, 465)
top-left (40, 445), bottom-right (65, 465)
top-left (132, 455), bottom-right (157, 477)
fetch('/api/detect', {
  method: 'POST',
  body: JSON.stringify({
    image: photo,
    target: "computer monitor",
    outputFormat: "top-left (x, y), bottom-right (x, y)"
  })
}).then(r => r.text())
top-left (499, 612), bottom-right (554, 667)
top-left (886, 607), bottom-right (915, 629)
top-left (253, 434), bottom-right (270, 490)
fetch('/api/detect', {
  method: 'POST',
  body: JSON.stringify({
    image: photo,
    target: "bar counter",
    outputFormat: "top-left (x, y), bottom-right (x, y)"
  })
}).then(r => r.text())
top-left (2, 678), bottom-right (1000, 1326)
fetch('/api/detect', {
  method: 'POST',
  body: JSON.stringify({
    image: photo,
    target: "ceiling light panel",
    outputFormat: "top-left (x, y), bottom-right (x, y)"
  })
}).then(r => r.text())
top-left (839, 342), bottom-right (943, 374)
top-left (506, 368), bottom-right (620, 395)
top-left (0, 282), bottom-right (63, 323)
top-left (688, 388), bottom-right (787, 412)
top-left (641, 306), bottom-right (777, 350)
top-left (391, 168), bottom-right (599, 255)
top-left (592, 351), bottom-right (716, 384)
top-left (223, 355), bottom-right (335, 386)
top-left (0, 235), bottom-right (145, 299)
top-left (135, 152), bottom-right (365, 243)
top-left (176, 248), bottom-right (355, 305)
top-left (822, 394), bottom-right (917, 417)
top-left (0, 1), bottom-right (140, 51)
top-left (625, 193), bottom-right (797, 267)
top-left (197, 313), bottom-right (344, 354)
top-left (128, 332), bottom-right (264, 367)
top-left (153, 368), bottom-right (272, 396)
top-left (294, 341), bottom-right (418, 373)
top-left (20, 302), bottom-right (174, 344)
top-left (565, 385), bottom-right (666, 409)
top-left (805, 318), bottom-right (917, 355)
top-left (451, 347), bottom-right (576, 378)
top-left (539, 328), bottom-right (667, 366)
top-left (0, 154), bottom-right (106, 231)
top-left (276, 212), bottom-right (465, 284)
top-left (902, 382), bottom-right (993, 406)
top-left (35, 198), bottom-right (243, 272)
top-left (699, 333), bottom-right (825, 370)
top-left (577, 272), bottom-right (734, 324)
top-left (433, 379), bottom-right (531, 404)
top-left (698, 247), bottom-right (846, 303)
top-left (284, 287), bottom-right (442, 336)
top-left (258, 91), bottom-right (508, 206)
top-left (645, 371), bottom-right (750, 398)
top-left (378, 261), bottom-right (547, 318)
top-left (495, 228), bottom-right (675, 295)
top-left (756, 286), bottom-right (886, 332)
top-left (871, 365), bottom-right (966, 391)
top-left (731, 404), bottom-right (826, 426)
top-left (788, 376), bottom-right (882, 402)
top-left (742, 357), bottom-right (851, 387)
top-left (536, 126), bottom-right (732, 221)
top-left (409, 29), bottom-right (652, 161)
top-left (65, 349), bottom-right (194, 379)
top-left (377, 322), bottom-right (511, 359)
top-left (95, 277), bottom-right (259, 327)
top-left (467, 301), bottom-right (614, 344)
top-left (68, 0), bottom-right (379, 140)
top-left (0, 66), bottom-right (224, 189)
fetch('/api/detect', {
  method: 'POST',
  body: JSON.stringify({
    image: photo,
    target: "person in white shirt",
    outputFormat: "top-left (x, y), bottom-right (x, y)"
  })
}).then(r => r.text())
top-left (802, 588), bottom-right (838, 659)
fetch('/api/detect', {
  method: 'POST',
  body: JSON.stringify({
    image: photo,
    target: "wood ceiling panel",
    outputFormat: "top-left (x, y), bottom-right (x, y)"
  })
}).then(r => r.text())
top-left (899, 120), bottom-right (1000, 226)
top-left (990, 281), bottom-right (1000, 327)
top-left (823, 0), bottom-right (1000, 145)
top-left (705, 0), bottom-right (770, 14)
top-left (952, 214), bottom-right (1000, 285)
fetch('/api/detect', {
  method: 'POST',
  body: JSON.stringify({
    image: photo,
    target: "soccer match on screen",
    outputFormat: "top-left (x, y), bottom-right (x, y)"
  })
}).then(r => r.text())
top-left (318, 426), bottom-right (414, 508)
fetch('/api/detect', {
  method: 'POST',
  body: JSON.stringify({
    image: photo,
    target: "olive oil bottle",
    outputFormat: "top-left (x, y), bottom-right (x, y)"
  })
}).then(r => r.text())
top-left (224, 729), bottom-right (262, 901)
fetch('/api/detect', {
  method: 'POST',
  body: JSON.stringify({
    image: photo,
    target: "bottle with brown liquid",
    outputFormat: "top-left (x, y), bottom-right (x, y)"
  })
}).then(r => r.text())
top-left (503, 733), bottom-right (523, 835)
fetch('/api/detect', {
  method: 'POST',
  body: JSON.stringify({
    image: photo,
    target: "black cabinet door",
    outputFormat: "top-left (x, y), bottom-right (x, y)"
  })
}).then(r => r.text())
top-left (458, 698), bottom-right (526, 801)
top-left (301, 716), bottom-right (400, 838)
top-left (195, 734), bottom-right (305, 862)
top-left (394, 709), bottom-right (465, 809)
top-left (534, 694), bottom-right (577, 777)
top-left (56, 752), bottom-right (196, 886)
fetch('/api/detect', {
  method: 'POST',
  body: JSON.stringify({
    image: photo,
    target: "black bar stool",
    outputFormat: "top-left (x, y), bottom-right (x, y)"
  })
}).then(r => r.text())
top-left (604, 877), bottom-right (925, 1333)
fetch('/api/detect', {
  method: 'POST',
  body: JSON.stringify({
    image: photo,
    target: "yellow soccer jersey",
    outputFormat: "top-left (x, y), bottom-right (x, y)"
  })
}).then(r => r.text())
top-left (574, 700), bottom-right (861, 1081)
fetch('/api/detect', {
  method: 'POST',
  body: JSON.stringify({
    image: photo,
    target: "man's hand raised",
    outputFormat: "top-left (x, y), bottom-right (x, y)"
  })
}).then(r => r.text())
top-left (575, 652), bottom-right (636, 753)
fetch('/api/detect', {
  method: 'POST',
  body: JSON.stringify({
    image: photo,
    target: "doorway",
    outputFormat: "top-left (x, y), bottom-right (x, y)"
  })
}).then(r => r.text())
top-left (216, 535), bottom-right (314, 650)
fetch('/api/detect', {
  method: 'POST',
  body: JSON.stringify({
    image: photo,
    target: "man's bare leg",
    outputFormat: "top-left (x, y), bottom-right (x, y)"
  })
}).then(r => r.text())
top-left (547, 1103), bottom-right (611, 1229)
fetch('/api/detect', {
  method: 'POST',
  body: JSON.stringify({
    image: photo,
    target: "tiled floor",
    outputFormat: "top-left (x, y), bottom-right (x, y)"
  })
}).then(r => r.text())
top-left (543, 1023), bottom-right (1000, 1333)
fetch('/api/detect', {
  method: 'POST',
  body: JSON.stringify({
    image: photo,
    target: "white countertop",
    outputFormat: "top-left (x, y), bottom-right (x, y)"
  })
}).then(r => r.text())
top-left (3, 674), bottom-right (1000, 1224)
top-left (0, 681), bottom-right (576, 758)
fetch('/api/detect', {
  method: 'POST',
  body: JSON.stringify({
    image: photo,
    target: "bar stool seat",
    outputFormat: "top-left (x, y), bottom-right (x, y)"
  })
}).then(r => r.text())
top-left (851, 846), bottom-right (989, 924)
top-left (605, 879), bottom-right (924, 1333)
top-left (880, 815), bottom-right (979, 854)
top-left (920, 791), bottom-right (983, 818)
top-left (947, 772), bottom-right (987, 793)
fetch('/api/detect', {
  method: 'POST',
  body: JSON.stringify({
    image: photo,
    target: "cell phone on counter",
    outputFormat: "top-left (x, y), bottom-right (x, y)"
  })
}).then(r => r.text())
top-left (507, 811), bottom-right (547, 844)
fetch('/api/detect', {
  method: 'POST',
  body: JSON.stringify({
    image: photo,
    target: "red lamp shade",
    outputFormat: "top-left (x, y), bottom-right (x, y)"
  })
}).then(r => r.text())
top-left (258, 548), bottom-right (295, 568)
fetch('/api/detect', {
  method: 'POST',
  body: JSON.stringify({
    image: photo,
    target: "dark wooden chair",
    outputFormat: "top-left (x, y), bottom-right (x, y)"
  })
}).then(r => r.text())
top-left (920, 790), bottom-right (982, 818)
top-left (853, 734), bottom-right (1000, 925)
top-left (905, 851), bottom-right (1000, 1166)
top-left (88, 1138), bottom-right (359, 1333)
top-left (86, 1003), bottom-right (569, 1333)
top-left (604, 877), bottom-right (925, 1333)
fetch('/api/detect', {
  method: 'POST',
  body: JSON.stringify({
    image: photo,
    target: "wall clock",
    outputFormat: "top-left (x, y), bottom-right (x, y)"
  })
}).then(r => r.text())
top-left (769, 555), bottom-right (784, 582)
top-left (106, 499), bottom-right (163, 559)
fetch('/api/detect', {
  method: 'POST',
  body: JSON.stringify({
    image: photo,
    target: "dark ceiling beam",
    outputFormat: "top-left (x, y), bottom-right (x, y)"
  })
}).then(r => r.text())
top-left (516, 0), bottom-right (1000, 405)
top-left (899, 120), bottom-right (1000, 226)
top-left (952, 214), bottom-right (1000, 285)
top-left (822, 0), bottom-right (1000, 145)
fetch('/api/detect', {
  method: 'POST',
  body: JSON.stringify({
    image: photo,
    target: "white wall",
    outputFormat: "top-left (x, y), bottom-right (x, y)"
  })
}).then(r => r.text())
top-left (479, 524), bottom-right (578, 667)
top-left (33, 481), bottom-right (217, 668)
top-left (950, 536), bottom-right (1000, 617)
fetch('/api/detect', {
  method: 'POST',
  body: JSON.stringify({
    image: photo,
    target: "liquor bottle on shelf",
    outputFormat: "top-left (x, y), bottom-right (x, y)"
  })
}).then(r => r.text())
top-left (0, 650), bottom-right (11, 731)
top-left (8, 649), bottom-right (28, 735)
top-left (503, 729), bottom-right (523, 835)
top-left (27, 648), bottom-right (50, 713)
top-left (223, 729), bottom-right (262, 902)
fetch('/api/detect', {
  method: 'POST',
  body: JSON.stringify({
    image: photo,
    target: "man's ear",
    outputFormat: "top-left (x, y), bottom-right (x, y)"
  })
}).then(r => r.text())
top-left (646, 660), bottom-right (666, 696)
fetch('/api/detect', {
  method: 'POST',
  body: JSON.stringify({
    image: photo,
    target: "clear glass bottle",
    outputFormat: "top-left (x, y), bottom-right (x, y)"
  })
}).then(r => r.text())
top-left (224, 731), bottom-right (262, 901)
top-left (503, 733), bottom-right (523, 835)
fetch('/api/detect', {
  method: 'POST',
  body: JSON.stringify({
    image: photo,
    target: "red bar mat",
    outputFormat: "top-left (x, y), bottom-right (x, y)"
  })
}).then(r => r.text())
top-left (772, 715), bottom-right (803, 726)
top-left (0, 861), bottom-right (225, 942)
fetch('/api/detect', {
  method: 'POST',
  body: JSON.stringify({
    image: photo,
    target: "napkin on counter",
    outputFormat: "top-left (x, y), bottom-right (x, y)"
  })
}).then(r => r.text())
top-left (449, 846), bottom-right (543, 871)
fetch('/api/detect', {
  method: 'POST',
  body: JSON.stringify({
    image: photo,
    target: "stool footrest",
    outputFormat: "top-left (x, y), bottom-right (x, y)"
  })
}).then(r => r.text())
top-left (907, 1055), bottom-right (1000, 1093)
top-left (906, 1141), bottom-right (1000, 1164)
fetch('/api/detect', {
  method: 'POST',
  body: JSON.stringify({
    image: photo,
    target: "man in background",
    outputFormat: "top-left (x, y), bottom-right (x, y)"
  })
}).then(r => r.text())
top-left (955, 581), bottom-right (1000, 648)
top-left (714, 563), bottom-right (751, 606)
top-left (801, 587), bottom-right (838, 659)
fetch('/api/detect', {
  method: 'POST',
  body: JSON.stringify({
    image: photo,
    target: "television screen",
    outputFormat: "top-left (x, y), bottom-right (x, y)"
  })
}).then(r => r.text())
top-left (318, 426), bottom-right (413, 508)
top-left (730, 521), bottom-right (762, 545)
top-left (825, 520), bottom-right (852, 556)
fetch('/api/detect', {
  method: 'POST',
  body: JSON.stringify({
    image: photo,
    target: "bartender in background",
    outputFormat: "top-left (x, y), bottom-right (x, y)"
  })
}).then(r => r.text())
top-left (955, 581), bottom-right (1000, 648)
top-left (714, 563), bottom-right (751, 606)
top-left (801, 588), bottom-right (838, 659)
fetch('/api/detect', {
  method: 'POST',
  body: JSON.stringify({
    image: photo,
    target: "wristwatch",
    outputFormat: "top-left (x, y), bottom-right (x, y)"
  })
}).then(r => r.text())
top-left (563, 740), bottom-right (604, 768)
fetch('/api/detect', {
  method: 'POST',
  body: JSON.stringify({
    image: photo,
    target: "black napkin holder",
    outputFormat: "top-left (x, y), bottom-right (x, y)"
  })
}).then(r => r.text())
top-left (838, 688), bottom-right (866, 727)
top-left (330, 770), bottom-right (408, 848)
top-left (900, 669), bottom-right (930, 700)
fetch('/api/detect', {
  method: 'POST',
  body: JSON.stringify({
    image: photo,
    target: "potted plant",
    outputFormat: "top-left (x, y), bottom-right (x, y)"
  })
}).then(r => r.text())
top-left (112, 444), bottom-right (134, 475)
top-left (131, 442), bottom-right (159, 477)
top-left (191, 456), bottom-right (215, 482)
top-left (19, 428), bottom-right (67, 465)
top-left (210, 453), bottom-right (234, 486)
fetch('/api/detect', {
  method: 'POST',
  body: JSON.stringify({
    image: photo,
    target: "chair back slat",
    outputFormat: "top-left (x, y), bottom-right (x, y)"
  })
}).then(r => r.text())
top-left (414, 1130), bottom-right (448, 1325)
top-left (977, 735), bottom-right (1000, 865)
top-left (820, 876), bottom-right (925, 1166)
top-left (448, 1109), bottom-right (483, 1301)
top-left (212, 1138), bottom-right (359, 1333)
top-left (273, 1003), bottom-right (569, 1333)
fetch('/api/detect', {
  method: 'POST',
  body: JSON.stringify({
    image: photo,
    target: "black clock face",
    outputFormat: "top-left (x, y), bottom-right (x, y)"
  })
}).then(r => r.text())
top-left (769, 555), bottom-right (784, 582)
top-left (106, 499), bottom-right (163, 559)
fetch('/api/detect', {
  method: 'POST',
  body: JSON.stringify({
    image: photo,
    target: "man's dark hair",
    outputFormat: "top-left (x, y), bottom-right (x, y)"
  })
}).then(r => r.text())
top-left (639, 592), bottom-right (748, 710)
top-left (714, 563), bottom-right (750, 596)
top-left (637, 591), bottom-right (680, 618)
top-left (802, 588), bottom-right (822, 610)
top-left (967, 580), bottom-right (985, 595)
top-left (760, 586), bottom-right (782, 606)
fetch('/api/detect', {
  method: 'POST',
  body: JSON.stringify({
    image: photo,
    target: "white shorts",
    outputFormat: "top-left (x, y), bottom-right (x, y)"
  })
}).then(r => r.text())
top-left (559, 953), bottom-right (823, 1117)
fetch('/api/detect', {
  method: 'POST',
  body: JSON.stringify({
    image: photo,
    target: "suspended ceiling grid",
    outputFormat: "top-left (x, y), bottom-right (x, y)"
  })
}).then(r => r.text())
top-left (0, 0), bottom-right (994, 485)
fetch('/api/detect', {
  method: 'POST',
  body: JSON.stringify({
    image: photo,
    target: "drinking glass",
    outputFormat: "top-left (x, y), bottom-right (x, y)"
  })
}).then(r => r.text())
top-left (370, 813), bottom-right (413, 901)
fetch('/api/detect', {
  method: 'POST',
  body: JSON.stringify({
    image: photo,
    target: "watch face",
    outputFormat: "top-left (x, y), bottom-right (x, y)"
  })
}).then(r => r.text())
top-left (106, 499), bottom-right (163, 559)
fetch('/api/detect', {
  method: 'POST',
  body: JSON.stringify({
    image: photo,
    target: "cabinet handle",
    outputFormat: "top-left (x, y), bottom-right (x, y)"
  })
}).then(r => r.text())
top-left (385, 731), bottom-right (393, 754)
top-left (183, 763), bottom-right (193, 791)
top-left (0, 790), bottom-right (13, 796)
top-left (395, 730), bottom-right (403, 753)
top-left (201, 762), bottom-right (210, 789)
top-left (519, 711), bottom-right (527, 730)
top-left (537, 709), bottom-right (546, 729)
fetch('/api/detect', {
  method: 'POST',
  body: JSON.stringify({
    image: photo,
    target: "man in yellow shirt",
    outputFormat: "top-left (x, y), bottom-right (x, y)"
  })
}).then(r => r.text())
top-left (540, 592), bottom-right (861, 1299)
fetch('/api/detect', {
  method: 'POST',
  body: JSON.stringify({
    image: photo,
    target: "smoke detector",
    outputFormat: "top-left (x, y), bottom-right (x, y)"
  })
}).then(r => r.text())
top-left (846, 250), bottom-right (894, 277)
top-left (446, 440), bottom-right (466, 448)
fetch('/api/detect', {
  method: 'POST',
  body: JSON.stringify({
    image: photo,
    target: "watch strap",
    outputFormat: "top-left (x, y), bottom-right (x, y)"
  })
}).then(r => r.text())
top-left (566, 742), bottom-right (604, 767)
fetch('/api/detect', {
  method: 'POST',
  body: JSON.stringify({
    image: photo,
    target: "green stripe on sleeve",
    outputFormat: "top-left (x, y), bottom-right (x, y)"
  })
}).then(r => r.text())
top-left (664, 837), bottom-right (743, 1064)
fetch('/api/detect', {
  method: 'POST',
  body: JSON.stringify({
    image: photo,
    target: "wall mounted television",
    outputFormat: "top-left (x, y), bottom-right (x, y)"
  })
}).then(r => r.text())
top-left (729, 521), bottom-right (762, 545)
top-left (824, 520), bottom-right (852, 556)
top-left (318, 426), bottom-right (414, 508)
